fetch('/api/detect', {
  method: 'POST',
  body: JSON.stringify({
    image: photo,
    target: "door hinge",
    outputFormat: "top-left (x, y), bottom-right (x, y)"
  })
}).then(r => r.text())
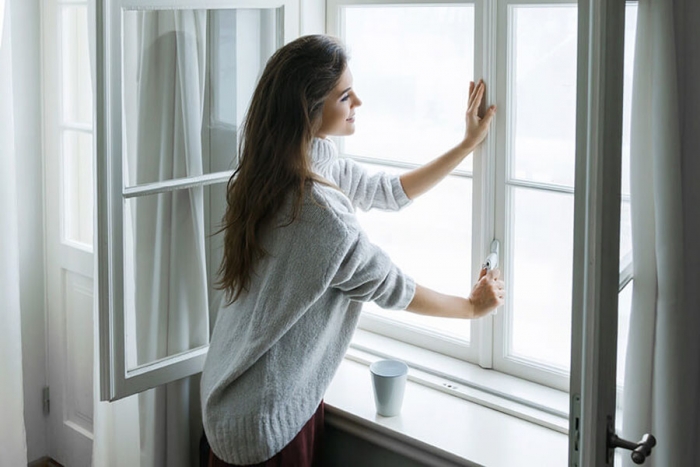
top-left (43, 386), bottom-right (50, 415)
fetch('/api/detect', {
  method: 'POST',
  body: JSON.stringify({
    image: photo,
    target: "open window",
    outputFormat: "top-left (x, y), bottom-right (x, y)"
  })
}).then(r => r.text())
top-left (327, 0), bottom-right (637, 394)
top-left (97, 0), bottom-right (300, 401)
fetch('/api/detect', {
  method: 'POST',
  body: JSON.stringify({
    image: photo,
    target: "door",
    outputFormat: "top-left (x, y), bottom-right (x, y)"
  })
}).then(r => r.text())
top-left (43, 1), bottom-right (95, 465)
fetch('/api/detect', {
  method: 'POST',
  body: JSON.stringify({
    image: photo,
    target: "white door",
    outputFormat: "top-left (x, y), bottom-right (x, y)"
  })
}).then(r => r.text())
top-left (569, 0), bottom-right (655, 465)
top-left (43, 1), bottom-right (95, 466)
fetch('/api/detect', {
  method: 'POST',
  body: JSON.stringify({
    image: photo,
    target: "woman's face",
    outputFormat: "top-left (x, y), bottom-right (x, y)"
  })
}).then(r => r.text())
top-left (316, 67), bottom-right (362, 138)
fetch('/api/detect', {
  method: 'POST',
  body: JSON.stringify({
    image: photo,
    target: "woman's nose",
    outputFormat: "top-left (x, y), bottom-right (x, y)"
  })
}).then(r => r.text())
top-left (353, 95), bottom-right (362, 107)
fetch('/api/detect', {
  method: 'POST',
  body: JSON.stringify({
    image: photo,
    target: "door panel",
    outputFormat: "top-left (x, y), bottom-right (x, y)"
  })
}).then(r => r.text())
top-left (49, 271), bottom-right (94, 467)
top-left (64, 271), bottom-right (94, 436)
top-left (44, 1), bottom-right (95, 465)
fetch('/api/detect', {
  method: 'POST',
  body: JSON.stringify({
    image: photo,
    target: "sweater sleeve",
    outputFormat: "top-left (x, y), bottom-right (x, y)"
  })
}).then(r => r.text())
top-left (329, 227), bottom-right (416, 310)
top-left (329, 157), bottom-right (412, 212)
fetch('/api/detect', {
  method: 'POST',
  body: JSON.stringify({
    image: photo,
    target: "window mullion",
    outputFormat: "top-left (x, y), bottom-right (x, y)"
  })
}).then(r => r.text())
top-left (122, 171), bottom-right (233, 199)
top-left (493, 0), bottom-right (521, 383)
top-left (470, 0), bottom-right (499, 369)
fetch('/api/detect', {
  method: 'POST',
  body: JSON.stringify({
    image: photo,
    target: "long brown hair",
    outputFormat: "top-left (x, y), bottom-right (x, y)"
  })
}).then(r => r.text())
top-left (216, 35), bottom-right (348, 304)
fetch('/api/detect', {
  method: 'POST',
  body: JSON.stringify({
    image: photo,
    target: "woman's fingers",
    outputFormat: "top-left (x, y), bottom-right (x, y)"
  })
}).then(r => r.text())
top-left (468, 267), bottom-right (506, 317)
top-left (467, 79), bottom-right (483, 112)
top-left (471, 268), bottom-right (506, 316)
top-left (482, 105), bottom-right (497, 125)
top-left (487, 267), bottom-right (500, 280)
top-left (468, 80), bottom-right (485, 115)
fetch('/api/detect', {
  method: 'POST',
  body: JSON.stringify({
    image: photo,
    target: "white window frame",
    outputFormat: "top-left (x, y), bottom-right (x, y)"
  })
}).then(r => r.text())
top-left (44, 0), bottom-right (95, 255)
top-left (327, 0), bottom-right (635, 394)
top-left (491, 0), bottom-right (579, 392)
top-left (327, 0), bottom-right (493, 368)
top-left (96, 0), bottom-right (300, 401)
top-left (93, 0), bottom-right (636, 404)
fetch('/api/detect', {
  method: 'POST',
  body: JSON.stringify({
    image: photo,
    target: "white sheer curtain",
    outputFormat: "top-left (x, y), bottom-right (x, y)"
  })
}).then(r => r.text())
top-left (131, 10), bottom-right (208, 467)
top-left (0, 0), bottom-right (28, 465)
top-left (622, 0), bottom-right (700, 465)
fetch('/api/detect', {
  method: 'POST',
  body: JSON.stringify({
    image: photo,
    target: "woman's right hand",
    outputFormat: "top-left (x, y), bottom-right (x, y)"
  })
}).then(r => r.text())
top-left (467, 267), bottom-right (505, 318)
top-left (404, 270), bottom-right (505, 320)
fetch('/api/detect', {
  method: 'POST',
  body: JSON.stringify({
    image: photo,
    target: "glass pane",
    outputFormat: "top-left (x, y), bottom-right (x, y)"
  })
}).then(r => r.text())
top-left (510, 5), bottom-right (577, 187)
top-left (617, 281), bottom-right (632, 387)
top-left (620, 199), bottom-right (632, 263)
top-left (620, 3), bottom-right (637, 265)
top-left (343, 6), bottom-right (475, 171)
top-left (615, 9), bottom-right (637, 444)
top-left (123, 183), bottom-right (226, 370)
top-left (121, 9), bottom-right (281, 187)
top-left (63, 130), bottom-right (94, 246)
top-left (61, 5), bottom-right (92, 125)
top-left (356, 163), bottom-right (472, 341)
top-left (509, 187), bottom-right (574, 369)
top-left (621, 4), bottom-right (637, 198)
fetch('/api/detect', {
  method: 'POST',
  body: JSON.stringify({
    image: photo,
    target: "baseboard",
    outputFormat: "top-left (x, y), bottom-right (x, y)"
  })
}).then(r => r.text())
top-left (28, 456), bottom-right (64, 467)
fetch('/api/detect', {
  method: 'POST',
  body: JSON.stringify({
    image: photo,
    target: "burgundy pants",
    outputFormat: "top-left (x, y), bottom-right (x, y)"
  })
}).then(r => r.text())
top-left (200, 402), bottom-right (325, 467)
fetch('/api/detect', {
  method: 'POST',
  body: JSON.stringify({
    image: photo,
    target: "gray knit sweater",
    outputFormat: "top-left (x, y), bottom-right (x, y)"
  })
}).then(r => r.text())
top-left (200, 138), bottom-right (416, 464)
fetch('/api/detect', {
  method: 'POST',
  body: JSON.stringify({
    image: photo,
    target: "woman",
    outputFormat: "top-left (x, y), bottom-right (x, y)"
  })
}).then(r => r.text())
top-left (200, 34), bottom-right (503, 467)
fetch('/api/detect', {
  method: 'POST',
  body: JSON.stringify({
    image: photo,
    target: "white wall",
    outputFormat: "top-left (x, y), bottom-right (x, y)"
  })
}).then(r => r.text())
top-left (301, 0), bottom-right (324, 34)
top-left (12, 0), bottom-right (49, 462)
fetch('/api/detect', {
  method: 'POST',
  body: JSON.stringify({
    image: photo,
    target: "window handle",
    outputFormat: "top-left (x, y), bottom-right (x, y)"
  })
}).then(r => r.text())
top-left (482, 239), bottom-right (500, 271)
top-left (608, 417), bottom-right (657, 464)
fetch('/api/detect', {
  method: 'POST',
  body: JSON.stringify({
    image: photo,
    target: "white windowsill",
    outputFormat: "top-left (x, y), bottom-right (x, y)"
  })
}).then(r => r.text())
top-left (323, 330), bottom-right (570, 467)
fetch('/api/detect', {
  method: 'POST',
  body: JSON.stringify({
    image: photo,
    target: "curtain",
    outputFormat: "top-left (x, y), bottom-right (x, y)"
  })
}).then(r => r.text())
top-left (131, 10), bottom-right (208, 467)
top-left (0, 0), bottom-right (29, 465)
top-left (621, 0), bottom-right (700, 465)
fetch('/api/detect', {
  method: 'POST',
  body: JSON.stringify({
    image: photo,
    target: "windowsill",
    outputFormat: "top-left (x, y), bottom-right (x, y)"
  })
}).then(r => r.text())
top-left (323, 330), bottom-right (570, 466)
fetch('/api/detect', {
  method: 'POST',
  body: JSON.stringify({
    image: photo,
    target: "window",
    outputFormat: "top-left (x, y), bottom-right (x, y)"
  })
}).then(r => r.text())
top-left (98, 0), bottom-right (635, 402)
top-left (98, 0), bottom-right (300, 401)
top-left (49, 0), bottom-right (94, 251)
top-left (328, 0), bottom-right (637, 392)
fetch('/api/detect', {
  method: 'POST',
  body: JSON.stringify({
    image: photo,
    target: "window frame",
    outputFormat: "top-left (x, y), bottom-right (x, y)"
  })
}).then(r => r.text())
top-left (492, 0), bottom-right (579, 392)
top-left (45, 0), bottom-right (96, 254)
top-left (327, 0), bottom-right (491, 367)
top-left (327, 0), bottom-right (635, 394)
top-left (96, 0), bottom-right (300, 402)
top-left (93, 0), bottom-right (636, 402)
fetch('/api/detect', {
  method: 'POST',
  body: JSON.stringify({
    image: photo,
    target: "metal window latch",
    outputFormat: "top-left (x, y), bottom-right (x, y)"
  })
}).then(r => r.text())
top-left (482, 239), bottom-right (499, 271)
top-left (607, 416), bottom-right (656, 464)
top-left (481, 239), bottom-right (501, 315)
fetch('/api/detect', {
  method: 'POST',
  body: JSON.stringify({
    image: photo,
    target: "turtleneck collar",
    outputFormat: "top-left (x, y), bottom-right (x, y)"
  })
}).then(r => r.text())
top-left (310, 137), bottom-right (338, 168)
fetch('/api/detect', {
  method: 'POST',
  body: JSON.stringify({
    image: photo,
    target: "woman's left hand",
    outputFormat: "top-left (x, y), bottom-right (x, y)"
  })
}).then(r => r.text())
top-left (463, 79), bottom-right (497, 149)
